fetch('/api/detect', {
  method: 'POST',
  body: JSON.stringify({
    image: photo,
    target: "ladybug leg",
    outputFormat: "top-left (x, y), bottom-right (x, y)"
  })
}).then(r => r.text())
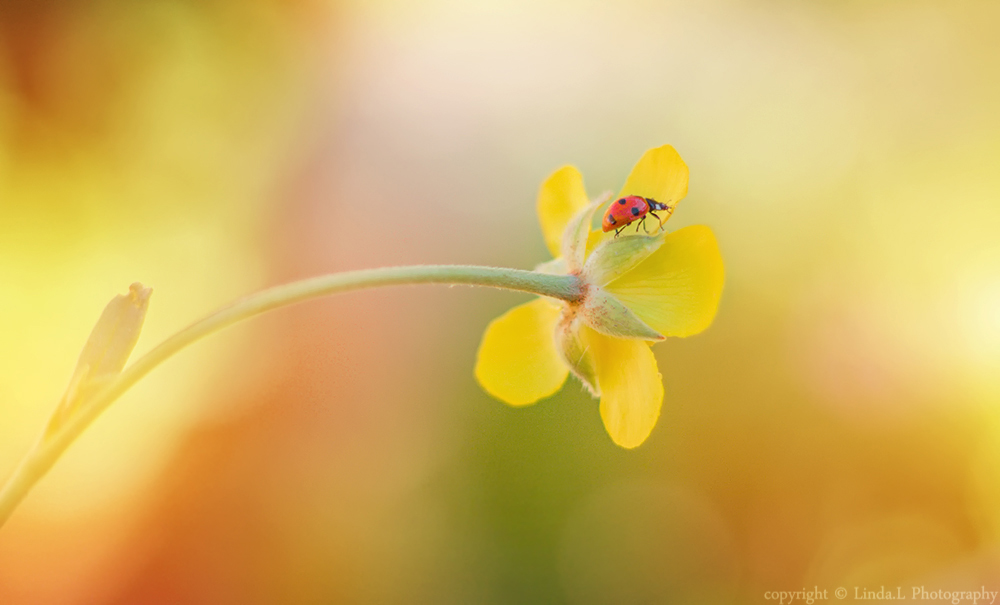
top-left (641, 214), bottom-right (658, 235)
top-left (614, 226), bottom-right (625, 237)
top-left (648, 211), bottom-right (663, 232)
top-left (654, 209), bottom-right (673, 231)
top-left (635, 217), bottom-right (645, 233)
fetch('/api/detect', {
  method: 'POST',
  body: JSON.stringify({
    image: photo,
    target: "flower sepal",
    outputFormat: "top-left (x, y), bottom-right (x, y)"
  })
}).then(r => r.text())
top-left (578, 286), bottom-right (664, 341)
top-left (533, 257), bottom-right (568, 275)
top-left (583, 232), bottom-right (666, 287)
top-left (561, 192), bottom-right (611, 271)
top-left (555, 315), bottom-right (600, 396)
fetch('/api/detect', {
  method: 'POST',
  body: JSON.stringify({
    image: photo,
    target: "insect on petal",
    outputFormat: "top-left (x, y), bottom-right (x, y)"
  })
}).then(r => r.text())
top-left (617, 145), bottom-right (689, 209)
top-left (590, 145), bottom-right (689, 250)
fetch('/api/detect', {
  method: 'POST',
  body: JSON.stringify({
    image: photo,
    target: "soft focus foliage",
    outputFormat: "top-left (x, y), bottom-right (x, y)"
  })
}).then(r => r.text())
top-left (3, 0), bottom-right (1000, 603)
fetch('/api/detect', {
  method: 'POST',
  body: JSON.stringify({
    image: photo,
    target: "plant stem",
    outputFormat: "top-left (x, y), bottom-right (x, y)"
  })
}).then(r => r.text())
top-left (0, 265), bottom-right (582, 528)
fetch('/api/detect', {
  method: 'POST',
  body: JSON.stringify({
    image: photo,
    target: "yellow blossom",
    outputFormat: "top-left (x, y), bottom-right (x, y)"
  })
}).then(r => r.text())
top-left (475, 145), bottom-right (724, 449)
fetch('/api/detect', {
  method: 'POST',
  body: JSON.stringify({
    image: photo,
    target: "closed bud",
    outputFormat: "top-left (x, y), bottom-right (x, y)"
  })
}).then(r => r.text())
top-left (48, 283), bottom-right (152, 434)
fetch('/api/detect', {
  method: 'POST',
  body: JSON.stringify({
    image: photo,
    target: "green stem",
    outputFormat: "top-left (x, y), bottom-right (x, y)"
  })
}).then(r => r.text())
top-left (0, 265), bottom-right (581, 528)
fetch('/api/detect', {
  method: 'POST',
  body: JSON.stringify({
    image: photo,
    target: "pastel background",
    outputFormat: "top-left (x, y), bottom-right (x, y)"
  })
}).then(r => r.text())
top-left (2, 1), bottom-right (1000, 603)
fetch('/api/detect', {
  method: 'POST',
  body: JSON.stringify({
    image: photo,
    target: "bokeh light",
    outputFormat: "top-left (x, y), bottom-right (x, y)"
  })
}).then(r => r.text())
top-left (2, 0), bottom-right (1000, 603)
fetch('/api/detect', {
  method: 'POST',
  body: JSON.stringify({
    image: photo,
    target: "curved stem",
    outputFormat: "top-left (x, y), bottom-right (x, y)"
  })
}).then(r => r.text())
top-left (0, 265), bottom-right (582, 528)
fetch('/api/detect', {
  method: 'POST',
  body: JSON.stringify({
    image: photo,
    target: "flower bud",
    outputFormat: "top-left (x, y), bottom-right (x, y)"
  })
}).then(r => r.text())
top-left (48, 283), bottom-right (152, 434)
top-left (76, 283), bottom-right (152, 378)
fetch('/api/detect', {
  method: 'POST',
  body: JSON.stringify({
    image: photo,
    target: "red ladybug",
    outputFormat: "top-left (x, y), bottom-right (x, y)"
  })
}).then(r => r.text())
top-left (602, 195), bottom-right (674, 236)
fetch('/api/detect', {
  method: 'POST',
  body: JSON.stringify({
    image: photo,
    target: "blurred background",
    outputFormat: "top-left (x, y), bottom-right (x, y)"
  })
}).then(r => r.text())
top-left (1, 0), bottom-right (999, 602)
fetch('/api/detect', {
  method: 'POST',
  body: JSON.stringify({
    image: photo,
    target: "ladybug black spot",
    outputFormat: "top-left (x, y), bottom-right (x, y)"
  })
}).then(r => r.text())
top-left (608, 216), bottom-right (616, 224)
top-left (618, 198), bottom-right (627, 205)
top-left (631, 206), bottom-right (640, 216)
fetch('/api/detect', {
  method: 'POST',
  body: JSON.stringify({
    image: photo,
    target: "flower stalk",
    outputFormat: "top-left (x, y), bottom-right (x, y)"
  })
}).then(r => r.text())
top-left (0, 265), bottom-right (583, 529)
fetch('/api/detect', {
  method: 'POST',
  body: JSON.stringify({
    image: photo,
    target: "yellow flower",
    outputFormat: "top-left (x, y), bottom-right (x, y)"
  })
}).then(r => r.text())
top-left (474, 145), bottom-right (724, 449)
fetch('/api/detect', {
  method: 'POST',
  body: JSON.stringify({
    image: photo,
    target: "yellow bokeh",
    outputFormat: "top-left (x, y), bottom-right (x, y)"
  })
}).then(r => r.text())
top-left (0, 1), bottom-right (307, 517)
top-left (3, 0), bottom-right (1000, 603)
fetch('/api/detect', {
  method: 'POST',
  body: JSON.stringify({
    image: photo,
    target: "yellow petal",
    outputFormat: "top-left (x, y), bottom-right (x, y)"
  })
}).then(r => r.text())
top-left (617, 144), bottom-right (689, 207)
top-left (475, 298), bottom-right (568, 406)
top-left (537, 165), bottom-right (589, 258)
top-left (581, 326), bottom-right (664, 449)
top-left (604, 225), bottom-right (724, 338)
top-left (588, 145), bottom-right (690, 254)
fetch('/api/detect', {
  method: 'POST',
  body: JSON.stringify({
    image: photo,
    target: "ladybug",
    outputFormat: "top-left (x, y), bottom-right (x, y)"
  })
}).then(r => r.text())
top-left (602, 195), bottom-right (674, 236)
